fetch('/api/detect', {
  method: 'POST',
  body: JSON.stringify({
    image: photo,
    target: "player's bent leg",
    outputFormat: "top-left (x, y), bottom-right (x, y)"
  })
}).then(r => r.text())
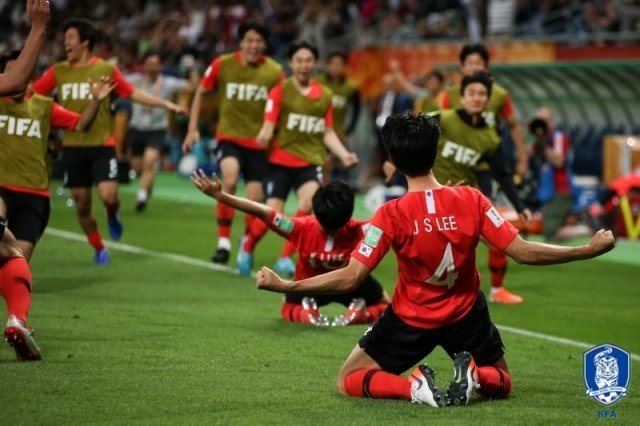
top-left (0, 230), bottom-right (23, 258)
top-left (475, 356), bottom-right (511, 399)
top-left (72, 188), bottom-right (108, 263)
top-left (14, 240), bottom-right (34, 263)
top-left (212, 157), bottom-right (241, 263)
top-left (97, 181), bottom-right (123, 241)
top-left (136, 147), bottom-right (160, 212)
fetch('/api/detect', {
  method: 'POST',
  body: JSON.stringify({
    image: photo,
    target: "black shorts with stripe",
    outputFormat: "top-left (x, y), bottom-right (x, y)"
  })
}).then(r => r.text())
top-left (0, 188), bottom-right (50, 245)
top-left (358, 291), bottom-right (504, 374)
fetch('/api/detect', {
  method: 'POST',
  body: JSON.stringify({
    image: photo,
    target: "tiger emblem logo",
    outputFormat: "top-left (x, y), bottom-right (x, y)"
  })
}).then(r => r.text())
top-left (584, 344), bottom-right (630, 405)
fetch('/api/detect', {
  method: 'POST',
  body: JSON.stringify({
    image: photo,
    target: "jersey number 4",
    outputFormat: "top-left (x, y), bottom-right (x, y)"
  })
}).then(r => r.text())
top-left (426, 242), bottom-right (458, 289)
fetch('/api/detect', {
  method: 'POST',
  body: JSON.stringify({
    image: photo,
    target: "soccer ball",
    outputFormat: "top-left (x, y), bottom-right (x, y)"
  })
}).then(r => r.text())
top-left (178, 154), bottom-right (198, 178)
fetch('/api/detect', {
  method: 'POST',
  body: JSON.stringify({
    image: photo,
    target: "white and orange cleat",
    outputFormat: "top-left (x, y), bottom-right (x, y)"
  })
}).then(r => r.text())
top-left (4, 315), bottom-right (41, 361)
top-left (489, 287), bottom-right (524, 304)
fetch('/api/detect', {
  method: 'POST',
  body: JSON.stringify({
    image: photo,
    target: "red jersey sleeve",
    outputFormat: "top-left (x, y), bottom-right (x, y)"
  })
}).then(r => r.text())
top-left (351, 205), bottom-right (393, 270)
top-left (478, 192), bottom-right (519, 250)
top-left (500, 94), bottom-right (514, 119)
top-left (200, 58), bottom-right (222, 91)
top-left (31, 66), bottom-right (57, 95)
top-left (112, 66), bottom-right (135, 98)
top-left (264, 84), bottom-right (282, 123)
top-left (50, 102), bottom-right (80, 130)
top-left (439, 91), bottom-right (450, 109)
top-left (324, 102), bottom-right (334, 128)
top-left (265, 210), bottom-right (305, 244)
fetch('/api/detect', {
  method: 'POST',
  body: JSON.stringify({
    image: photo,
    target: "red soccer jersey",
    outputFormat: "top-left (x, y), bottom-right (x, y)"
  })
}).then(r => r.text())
top-left (351, 186), bottom-right (519, 329)
top-left (266, 210), bottom-right (368, 279)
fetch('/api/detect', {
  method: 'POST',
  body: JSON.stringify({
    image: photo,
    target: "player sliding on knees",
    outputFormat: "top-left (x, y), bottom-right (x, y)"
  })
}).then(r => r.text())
top-left (192, 170), bottom-right (389, 326)
top-left (255, 112), bottom-right (615, 407)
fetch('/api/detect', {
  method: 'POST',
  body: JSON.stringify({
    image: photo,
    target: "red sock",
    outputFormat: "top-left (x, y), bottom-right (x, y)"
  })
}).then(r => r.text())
top-left (0, 257), bottom-right (32, 322)
top-left (244, 214), bottom-right (254, 235)
top-left (280, 302), bottom-right (316, 324)
top-left (217, 203), bottom-right (235, 239)
top-left (489, 246), bottom-right (508, 288)
top-left (279, 210), bottom-right (309, 258)
top-left (87, 231), bottom-right (105, 251)
top-left (365, 302), bottom-right (388, 322)
top-left (343, 369), bottom-right (411, 399)
top-left (476, 365), bottom-right (512, 398)
top-left (243, 217), bottom-right (269, 253)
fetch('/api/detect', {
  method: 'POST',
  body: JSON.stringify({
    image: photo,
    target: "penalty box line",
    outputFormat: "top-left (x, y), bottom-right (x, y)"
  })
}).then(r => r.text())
top-left (45, 227), bottom-right (640, 362)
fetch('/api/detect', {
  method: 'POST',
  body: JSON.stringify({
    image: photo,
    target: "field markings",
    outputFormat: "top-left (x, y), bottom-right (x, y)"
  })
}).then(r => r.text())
top-left (45, 227), bottom-right (640, 362)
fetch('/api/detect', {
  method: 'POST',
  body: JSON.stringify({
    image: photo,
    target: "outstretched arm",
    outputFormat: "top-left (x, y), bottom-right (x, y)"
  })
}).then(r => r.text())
top-left (190, 169), bottom-right (273, 222)
top-left (324, 127), bottom-right (358, 167)
top-left (256, 257), bottom-right (371, 294)
top-left (0, 0), bottom-right (50, 96)
top-left (389, 58), bottom-right (425, 99)
top-left (130, 88), bottom-right (188, 115)
top-left (504, 229), bottom-right (615, 265)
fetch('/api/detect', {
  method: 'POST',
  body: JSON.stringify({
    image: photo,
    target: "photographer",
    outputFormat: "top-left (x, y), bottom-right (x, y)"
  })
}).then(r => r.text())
top-left (528, 108), bottom-right (573, 241)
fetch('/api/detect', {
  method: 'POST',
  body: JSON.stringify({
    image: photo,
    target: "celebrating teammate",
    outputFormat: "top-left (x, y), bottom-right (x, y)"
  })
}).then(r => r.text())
top-left (0, 51), bottom-right (114, 361)
top-left (255, 111), bottom-right (615, 407)
top-left (0, 0), bottom-right (49, 97)
top-left (182, 23), bottom-right (284, 266)
top-left (31, 18), bottom-right (187, 264)
top-left (191, 171), bottom-right (388, 326)
top-left (238, 41), bottom-right (358, 277)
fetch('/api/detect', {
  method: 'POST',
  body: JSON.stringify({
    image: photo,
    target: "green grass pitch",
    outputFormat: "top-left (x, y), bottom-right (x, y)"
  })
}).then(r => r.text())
top-left (2, 174), bottom-right (638, 424)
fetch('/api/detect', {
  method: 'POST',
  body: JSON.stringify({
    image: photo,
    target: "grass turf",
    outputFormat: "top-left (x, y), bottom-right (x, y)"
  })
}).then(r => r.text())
top-left (2, 174), bottom-right (638, 424)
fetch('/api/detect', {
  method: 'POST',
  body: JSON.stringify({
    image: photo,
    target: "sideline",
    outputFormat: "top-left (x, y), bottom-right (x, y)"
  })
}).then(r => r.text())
top-left (45, 227), bottom-right (640, 363)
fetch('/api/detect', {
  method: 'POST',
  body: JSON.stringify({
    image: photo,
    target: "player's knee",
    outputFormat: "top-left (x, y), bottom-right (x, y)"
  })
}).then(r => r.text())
top-left (75, 200), bottom-right (92, 216)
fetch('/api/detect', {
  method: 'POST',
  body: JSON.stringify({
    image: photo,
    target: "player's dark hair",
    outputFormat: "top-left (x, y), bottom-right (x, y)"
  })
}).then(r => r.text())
top-left (287, 40), bottom-right (318, 60)
top-left (381, 112), bottom-right (440, 178)
top-left (143, 49), bottom-right (163, 62)
top-left (460, 70), bottom-right (493, 98)
top-left (0, 50), bottom-right (21, 73)
top-left (427, 70), bottom-right (444, 83)
top-left (313, 181), bottom-right (355, 232)
top-left (63, 18), bottom-right (98, 50)
top-left (459, 43), bottom-right (489, 66)
top-left (238, 22), bottom-right (270, 43)
top-left (327, 50), bottom-right (348, 63)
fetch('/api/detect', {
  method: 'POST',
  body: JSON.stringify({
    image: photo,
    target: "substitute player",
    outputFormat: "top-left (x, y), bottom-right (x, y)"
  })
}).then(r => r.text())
top-left (192, 172), bottom-right (388, 326)
top-left (0, 51), bottom-right (114, 361)
top-left (182, 22), bottom-right (283, 266)
top-left (440, 44), bottom-right (528, 303)
top-left (32, 18), bottom-right (187, 264)
top-left (238, 41), bottom-right (358, 277)
top-left (255, 111), bottom-right (615, 407)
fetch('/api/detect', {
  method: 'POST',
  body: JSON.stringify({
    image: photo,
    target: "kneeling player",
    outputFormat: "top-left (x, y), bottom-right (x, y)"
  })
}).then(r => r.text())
top-left (255, 112), bottom-right (615, 407)
top-left (191, 171), bottom-right (389, 326)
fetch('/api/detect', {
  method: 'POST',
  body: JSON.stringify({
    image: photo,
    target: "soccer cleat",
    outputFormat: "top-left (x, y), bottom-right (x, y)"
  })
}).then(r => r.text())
top-left (94, 249), bottom-right (110, 265)
top-left (489, 287), bottom-right (524, 304)
top-left (300, 297), bottom-right (330, 327)
top-left (211, 248), bottom-right (230, 265)
top-left (4, 315), bottom-right (42, 361)
top-left (107, 212), bottom-right (123, 240)
top-left (409, 364), bottom-right (447, 407)
top-left (331, 298), bottom-right (368, 327)
top-left (274, 257), bottom-right (295, 277)
top-left (446, 351), bottom-right (479, 406)
top-left (135, 200), bottom-right (147, 213)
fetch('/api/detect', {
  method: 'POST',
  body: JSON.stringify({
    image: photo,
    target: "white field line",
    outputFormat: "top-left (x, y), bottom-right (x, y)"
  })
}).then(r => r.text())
top-left (45, 227), bottom-right (640, 362)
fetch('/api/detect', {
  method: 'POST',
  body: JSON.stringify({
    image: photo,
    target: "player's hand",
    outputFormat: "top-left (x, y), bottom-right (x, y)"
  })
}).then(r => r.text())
top-left (182, 129), bottom-right (200, 153)
top-left (256, 266), bottom-right (291, 292)
top-left (518, 208), bottom-right (533, 229)
top-left (444, 179), bottom-right (466, 187)
top-left (382, 160), bottom-right (396, 183)
top-left (340, 152), bottom-right (358, 168)
top-left (587, 229), bottom-right (615, 257)
top-left (27, 0), bottom-right (50, 29)
top-left (88, 76), bottom-right (116, 102)
top-left (190, 169), bottom-right (222, 199)
top-left (165, 101), bottom-right (189, 115)
top-left (256, 125), bottom-right (273, 148)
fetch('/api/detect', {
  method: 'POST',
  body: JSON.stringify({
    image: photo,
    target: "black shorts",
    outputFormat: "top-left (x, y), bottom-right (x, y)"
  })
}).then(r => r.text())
top-left (127, 128), bottom-right (167, 157)
top-left (63, 146), bottom-right (118, 188)
top-left (264, 164), bottom-right (323, 200)
top-left (359, 291), bottom-right (504, 375)
top-left (216, 140), bottom-right (267, 182)
top-left (285, 275), bottom-right (385, 307)
top-left (0, 188), bottom-right (50, 244)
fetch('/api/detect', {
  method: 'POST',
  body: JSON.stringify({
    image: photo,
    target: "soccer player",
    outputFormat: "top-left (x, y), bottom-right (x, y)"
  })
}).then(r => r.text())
top-left (440, 44), bottom-right (528, 304)
top-left (192, 171), bottom-right (389, 326)
top-left (239, 41), bottom-right (358, 277)
top-left (0, 51), bottom-right (114, 361)
top-left (182, 23), bottom-right (284, 266)
top-left (0, 0), bottom-right (49, 97)
top-left (255, 111), bottom-right (615, 407)
top-left (31, 18), bottom-right (187, 264)
top-left (127, 50), bottom-right (198, 212)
